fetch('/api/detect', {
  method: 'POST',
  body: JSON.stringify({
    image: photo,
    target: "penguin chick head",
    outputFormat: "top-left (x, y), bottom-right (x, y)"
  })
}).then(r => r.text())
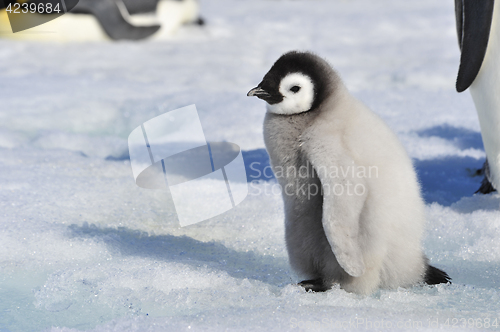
top-left (247, 51), bottom-right (337, 115)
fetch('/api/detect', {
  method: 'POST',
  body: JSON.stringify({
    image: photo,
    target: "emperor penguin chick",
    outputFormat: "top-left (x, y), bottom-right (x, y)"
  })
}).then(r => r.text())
top-left (247, 51), bottom-right (450, 295)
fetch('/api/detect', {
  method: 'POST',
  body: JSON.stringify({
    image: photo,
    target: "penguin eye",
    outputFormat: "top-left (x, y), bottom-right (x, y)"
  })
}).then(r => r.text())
top-left (290, 86), bottom-right (301, 93)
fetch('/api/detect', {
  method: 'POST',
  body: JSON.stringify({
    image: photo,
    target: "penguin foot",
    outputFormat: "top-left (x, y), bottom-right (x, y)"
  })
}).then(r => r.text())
top-left (193, 17), bottom-right (205, 26)
top-left (476, 176), bottom-right (497, 194)
top-left (475, 160), bottom-right (497, 194)
top-left (298, 279), bottom-right (330, 292)
top-left (424, 265), bottom-right (451, 285)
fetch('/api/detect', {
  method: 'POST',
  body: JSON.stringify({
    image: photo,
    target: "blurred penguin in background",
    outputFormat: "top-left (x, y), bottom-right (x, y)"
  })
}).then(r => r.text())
top-left (0, 0), bottom-right (202, 41)
top-left (455, 0), bottom-right (500, 194)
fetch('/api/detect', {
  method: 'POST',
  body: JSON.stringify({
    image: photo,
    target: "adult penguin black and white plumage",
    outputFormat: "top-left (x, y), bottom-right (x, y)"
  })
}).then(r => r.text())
top-left (455, 0), bottom-right (500, 194)
top-left (0, 0), bottom-right (201, 41)
top-left (247, 51), bottom-right (450, 294)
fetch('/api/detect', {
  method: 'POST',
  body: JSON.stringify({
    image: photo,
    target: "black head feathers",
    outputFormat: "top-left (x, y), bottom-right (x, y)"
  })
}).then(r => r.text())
top-left (251, 51), bottom-right (338, 110)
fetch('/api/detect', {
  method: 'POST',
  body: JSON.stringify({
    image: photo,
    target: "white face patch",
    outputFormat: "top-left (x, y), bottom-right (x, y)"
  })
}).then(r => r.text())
top-left (266, 73), bottom-right (315, 115)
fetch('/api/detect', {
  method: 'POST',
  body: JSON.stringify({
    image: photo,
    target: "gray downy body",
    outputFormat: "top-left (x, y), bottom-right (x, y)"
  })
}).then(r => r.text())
top-left (264, 100), bottom-right (350, 287)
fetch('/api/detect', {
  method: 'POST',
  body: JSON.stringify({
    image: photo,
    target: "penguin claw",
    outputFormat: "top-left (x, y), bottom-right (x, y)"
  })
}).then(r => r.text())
top-left (298, 279), bottom-right (329, 292)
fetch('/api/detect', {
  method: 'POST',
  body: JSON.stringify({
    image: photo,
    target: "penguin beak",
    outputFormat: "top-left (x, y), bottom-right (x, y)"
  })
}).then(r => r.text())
top-left (247, 86), bottom-right (271, 98)
top-left (248, 86), bottom-right (284, 104)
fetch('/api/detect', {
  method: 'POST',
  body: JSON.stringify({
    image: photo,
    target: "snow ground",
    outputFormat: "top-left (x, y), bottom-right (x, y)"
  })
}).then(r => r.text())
top-left (1, 0), bottom-right (500, 331)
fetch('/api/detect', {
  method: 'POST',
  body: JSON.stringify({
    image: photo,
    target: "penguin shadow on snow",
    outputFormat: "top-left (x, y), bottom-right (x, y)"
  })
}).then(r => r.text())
top-left (413, 124), bottom-right (487, 207)
top-left (242, 149), bottom-right (274, 182)
top-left (67, 223), bottom-right (292, 288)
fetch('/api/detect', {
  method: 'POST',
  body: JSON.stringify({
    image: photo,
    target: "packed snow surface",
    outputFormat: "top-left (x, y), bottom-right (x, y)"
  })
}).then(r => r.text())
top-left (1, 0), bottom-right (500, 331)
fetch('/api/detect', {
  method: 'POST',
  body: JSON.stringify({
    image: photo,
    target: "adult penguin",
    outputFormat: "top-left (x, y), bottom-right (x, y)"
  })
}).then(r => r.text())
top-left (0, 0), bottom-right (201, 41)
top-left (455, 0), bottom-right (499, 194)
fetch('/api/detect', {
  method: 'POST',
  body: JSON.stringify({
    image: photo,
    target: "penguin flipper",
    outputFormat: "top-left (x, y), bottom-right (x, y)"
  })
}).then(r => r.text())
top-left (72, 0), bottom-right (160, 40)
top-left (455, 0), bottom-right (463, 48)
top-left (455, 0), bottom-right (495, 92)
top-left (305, 141), bottom-right (367, 278)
